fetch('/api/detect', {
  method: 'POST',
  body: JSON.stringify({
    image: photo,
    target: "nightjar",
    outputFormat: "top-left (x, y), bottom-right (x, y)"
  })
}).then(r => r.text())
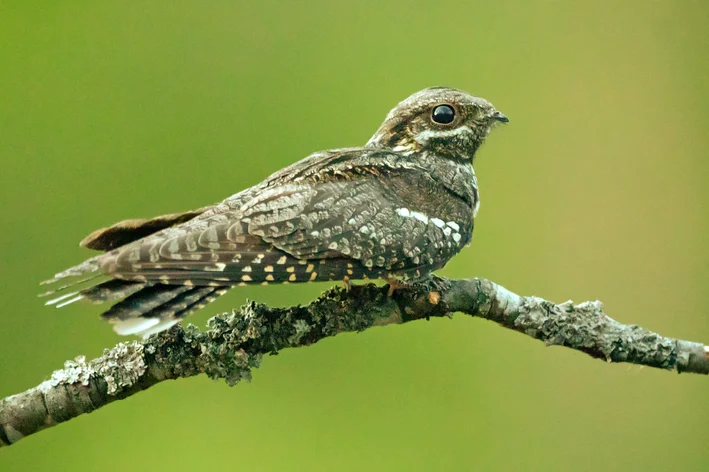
top-left (42, 87), bottom-right (508, 336)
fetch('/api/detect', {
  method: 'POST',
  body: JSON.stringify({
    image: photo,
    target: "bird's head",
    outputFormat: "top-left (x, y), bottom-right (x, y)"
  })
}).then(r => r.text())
top-left (367, 87), bottom-right (508, 161)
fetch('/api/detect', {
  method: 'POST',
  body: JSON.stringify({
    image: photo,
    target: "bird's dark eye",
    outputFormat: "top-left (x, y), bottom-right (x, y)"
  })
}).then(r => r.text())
top-left (431, 105), bottom-right (455, 124)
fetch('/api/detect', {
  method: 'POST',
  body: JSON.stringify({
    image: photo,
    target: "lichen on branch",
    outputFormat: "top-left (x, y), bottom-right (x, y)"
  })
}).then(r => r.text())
top-left (1, 277), bottom-right (707, 448)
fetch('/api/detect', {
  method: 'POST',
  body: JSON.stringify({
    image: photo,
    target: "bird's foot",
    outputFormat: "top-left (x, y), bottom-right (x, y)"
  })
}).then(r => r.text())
top-left (386, 273), bottom-right (450, 304)
top-left (385, 276), bottom-right (411, 297)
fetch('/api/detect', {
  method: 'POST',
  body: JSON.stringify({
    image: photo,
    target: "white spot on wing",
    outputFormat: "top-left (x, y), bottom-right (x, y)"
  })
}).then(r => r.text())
top-left (204, 263), bottom-right (226, 272)
top-left (412, 212), bottom-right (428, 224)
top-left (396, 207), bottom-right (429, 224)
top-left (396, 208), bottom-right (410, 217)
top-left (251, 254), bottom-right (264, 264)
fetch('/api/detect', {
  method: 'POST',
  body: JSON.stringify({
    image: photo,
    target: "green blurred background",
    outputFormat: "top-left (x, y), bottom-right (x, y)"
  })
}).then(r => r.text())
top-left (2, 1), bottom-right (708, 470)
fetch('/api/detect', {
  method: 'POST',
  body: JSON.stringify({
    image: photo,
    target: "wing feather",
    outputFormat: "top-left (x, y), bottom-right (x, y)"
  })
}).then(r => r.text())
top-left (93, 150), bottom-right (468, 283)
top-left (80, 206), bottom-right (213, 251)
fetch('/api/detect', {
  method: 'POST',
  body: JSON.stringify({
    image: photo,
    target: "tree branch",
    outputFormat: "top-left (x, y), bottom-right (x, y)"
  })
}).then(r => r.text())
top-left (2, 277), bottom-right (707, 447)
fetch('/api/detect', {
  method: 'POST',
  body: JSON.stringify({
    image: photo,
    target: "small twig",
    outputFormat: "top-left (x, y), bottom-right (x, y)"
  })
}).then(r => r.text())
top-left (2, 277), bottom-right (707, 448)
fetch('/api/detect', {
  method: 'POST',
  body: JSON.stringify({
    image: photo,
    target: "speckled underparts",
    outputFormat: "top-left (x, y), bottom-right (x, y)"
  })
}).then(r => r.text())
top-left (41, 87), bottom-right (508, 336)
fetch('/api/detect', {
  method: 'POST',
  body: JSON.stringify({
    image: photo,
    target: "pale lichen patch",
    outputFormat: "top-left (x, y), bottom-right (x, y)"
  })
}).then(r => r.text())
top-left (38, 341), bottom-right (146, 396)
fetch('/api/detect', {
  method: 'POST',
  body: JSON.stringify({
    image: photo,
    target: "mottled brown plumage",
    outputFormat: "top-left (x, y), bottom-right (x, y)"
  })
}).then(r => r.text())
top-left (41, 87), bottom-right (508, 336)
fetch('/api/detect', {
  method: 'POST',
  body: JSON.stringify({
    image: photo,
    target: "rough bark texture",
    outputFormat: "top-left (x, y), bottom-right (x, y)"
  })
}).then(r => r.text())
top-left (2, 277), bottom-right (707, 448)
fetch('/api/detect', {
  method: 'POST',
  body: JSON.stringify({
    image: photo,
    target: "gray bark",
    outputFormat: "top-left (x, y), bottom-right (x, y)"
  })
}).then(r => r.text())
top-left (2, 277), bottom-right (707, 448)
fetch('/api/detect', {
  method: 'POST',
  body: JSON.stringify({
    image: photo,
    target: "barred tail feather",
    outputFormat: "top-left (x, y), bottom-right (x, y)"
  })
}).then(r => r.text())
top-left (41, 275), bottom-right (110, 307)
top-left (42, 275), bottom-right (146, 309)
top-left (44, 275), bottom-right (231, 337)
top-left (100, 285), bottom-right (194, 321)
top-left (39, 254), bottom-right (108, 308)
top-left (80, 279), bottom-right (146, 304)
top-left (108, 285), bottom-right (230, 337)
top-left (40, 255), bottom-right (103, 286)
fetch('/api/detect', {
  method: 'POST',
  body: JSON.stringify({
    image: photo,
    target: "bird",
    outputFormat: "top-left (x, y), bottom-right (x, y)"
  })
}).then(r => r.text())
top-left (41, 87), bottom-right (508, 337)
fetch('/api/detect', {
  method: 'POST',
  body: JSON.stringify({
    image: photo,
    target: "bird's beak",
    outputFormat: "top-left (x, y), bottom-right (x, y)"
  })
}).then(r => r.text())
top-left (492, 110), bottom-right (509, 123)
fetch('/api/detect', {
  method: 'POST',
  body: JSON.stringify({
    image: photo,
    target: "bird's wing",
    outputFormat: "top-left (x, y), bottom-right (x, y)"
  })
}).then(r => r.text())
top-left (105, 160), bottom-right (470, 283)
top-left (80, 206), bottom-right (213, 251)
top-left (240, 148), bottom-right (474, 272)
top-left (242, 174), bottom-right (447, 269)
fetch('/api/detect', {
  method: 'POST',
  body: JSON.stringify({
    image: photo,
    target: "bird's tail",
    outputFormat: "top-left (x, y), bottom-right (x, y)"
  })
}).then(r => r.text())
top-left (100, 284), bottom-right (231, 336)
top-left (43, 277), bottom-right (231, 337)
top-left (39, 255), bottom-right (110, 307)
top-left (40, 255), bottom-right (231, 337)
